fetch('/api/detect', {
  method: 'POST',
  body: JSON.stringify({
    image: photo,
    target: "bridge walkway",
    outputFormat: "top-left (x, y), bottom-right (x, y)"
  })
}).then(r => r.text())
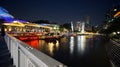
top-left (0, 36), bottom-right (15, 67)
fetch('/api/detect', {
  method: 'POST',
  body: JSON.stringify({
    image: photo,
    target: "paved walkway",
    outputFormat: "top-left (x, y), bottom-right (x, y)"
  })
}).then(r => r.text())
top-left (0, 36), bottom-right (14, 67)
top-left (108, 39), bottom-right (120, 67)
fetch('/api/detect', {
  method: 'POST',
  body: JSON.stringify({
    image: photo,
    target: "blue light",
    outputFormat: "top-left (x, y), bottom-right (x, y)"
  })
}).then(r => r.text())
top-left (16, 19), bottom-right (27, 23)
top-left (0, 7), bottom-right (8, 14)
top-left (4, 17), bottom-right (14, 22)
top-left (0, 6), bottom-right (14, 22)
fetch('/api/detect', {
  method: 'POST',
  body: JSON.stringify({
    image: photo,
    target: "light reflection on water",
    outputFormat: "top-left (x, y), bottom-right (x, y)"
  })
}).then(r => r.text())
top-left (70, 36), bottom-right (86, 55)
top-left (70, 36), bottom-right (74, 55)
top-left (77, 36), bottom-right (86, 55)
top-left (48, 42), bottom-right (54, 56)
top-left (24, 36), bottom-right (88, 56)
top-left (22, 35), bottom-right (111, 67)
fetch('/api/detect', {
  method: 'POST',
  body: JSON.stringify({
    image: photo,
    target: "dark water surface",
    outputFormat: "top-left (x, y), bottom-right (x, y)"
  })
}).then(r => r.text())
top-left (22, 35), bottom-right (111, 67)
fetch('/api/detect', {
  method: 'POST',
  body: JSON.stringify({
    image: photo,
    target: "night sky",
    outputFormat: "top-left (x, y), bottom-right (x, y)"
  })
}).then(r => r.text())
top-left (0, 0), bottom-right (119, 26)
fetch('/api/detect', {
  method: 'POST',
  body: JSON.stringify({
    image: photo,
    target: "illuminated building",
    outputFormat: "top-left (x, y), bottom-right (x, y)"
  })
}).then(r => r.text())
top-left (86, 16), bottom-right (90, 24)
top-left (75, 21), bottom-right (82, 32)
top-left (0, 6), bottom-right (60, 35)
top-left (75, 21), bottom-right (92, 32)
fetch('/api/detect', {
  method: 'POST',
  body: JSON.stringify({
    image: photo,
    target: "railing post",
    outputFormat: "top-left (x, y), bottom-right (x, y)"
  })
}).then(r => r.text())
top-left (19, 49), bottom-right (26, 67)
top-left (10, 39), bottom-right (13, 58)
top-left (12, 42), bottom-right (15, 65)
top-left (12, 42), bottom-right (19, 67)
top-left (7, 36), bottom-right (10, 50)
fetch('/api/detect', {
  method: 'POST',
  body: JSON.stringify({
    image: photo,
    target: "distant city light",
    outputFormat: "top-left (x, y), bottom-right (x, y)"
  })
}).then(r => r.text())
top-left (117, 31), bottom-right (120, 34)
top-left (113, 32), bottom-right (116, 35)
top-left (113, 9), bottom-right (117, 11)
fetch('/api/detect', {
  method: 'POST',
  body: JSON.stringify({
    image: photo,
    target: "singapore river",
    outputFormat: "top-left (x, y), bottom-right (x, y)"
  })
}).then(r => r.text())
top-left (22, 35), bottom-right (111, 67)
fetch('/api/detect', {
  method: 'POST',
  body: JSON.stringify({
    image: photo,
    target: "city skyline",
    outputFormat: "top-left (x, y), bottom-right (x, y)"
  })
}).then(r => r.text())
top-left (0, 0), bottom-right (120, 26)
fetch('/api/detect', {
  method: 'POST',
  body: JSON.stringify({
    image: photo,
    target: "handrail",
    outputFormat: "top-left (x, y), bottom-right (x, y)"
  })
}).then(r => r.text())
top-left (4, 33), bottom-right (67, 67)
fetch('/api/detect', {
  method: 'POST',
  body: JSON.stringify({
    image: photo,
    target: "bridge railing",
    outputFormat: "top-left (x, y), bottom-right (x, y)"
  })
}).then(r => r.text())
top-left (4, 33), bottom-right (67, 67)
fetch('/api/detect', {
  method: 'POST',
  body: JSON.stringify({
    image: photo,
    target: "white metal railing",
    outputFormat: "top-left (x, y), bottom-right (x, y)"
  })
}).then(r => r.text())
top-left (4, 33), bottom-right (67, 67)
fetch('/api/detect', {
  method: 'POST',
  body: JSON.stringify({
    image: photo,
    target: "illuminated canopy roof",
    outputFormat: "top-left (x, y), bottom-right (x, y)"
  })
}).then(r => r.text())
top-left (3, 21), bottom-right (25, 27)
top-left (0, 7), bottom-right (14, 22)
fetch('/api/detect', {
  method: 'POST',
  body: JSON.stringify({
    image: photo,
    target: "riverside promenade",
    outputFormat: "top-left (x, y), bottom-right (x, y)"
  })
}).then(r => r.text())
top-left (107, 39), bottom-right (120, 67)
top-left (0, 36), bottom-right (14, 67)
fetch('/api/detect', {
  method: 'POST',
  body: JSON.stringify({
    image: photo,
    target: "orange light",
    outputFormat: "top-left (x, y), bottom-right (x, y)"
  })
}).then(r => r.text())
top-left (114, 11), bottom-right (120, 18)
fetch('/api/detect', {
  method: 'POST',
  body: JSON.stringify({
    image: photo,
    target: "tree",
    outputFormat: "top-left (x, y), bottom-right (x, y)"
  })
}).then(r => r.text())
top-left (32, 20), bottom-right (50, 24)
top-left (62, 23), bottom-right (71, 31)
top-left (0, 19), bottom-right (5, 36)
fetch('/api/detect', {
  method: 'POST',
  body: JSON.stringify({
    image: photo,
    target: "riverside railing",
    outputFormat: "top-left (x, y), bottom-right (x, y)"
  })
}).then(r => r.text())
top-left (4, 33), bottom-right (67, 67)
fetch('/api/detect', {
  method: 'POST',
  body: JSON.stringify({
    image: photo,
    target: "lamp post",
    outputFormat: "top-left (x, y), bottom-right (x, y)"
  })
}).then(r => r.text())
top-left (54, 25), bottom-right (59, 36)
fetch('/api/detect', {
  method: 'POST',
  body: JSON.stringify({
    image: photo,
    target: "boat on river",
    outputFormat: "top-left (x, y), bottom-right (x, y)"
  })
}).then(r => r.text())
top-left (13, 33), bottom-right (64, 41)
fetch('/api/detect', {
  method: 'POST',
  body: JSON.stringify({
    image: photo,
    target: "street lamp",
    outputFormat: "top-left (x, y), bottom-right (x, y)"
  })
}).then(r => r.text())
top-left (53, 25), bottom-right (59, 35)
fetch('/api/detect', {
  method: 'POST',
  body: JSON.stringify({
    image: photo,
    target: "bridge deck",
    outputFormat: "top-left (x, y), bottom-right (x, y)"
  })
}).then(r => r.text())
top-left (0, 36), bottom-right (14, 67)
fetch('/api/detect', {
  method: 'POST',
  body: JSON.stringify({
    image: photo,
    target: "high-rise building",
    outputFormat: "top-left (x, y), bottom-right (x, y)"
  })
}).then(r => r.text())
top-left (86, 16), bottom-right (90, 24)
top-left (75, 21), bottom-right (82, 31)
top-left (74, 19), bottom-right (93, 32)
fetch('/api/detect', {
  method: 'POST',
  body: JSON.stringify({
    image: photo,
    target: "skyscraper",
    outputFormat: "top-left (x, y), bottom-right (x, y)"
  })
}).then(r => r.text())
top-left (86, 16), bottom-right (90, 24)
top-left (75, 21), bottom-right (81, 31)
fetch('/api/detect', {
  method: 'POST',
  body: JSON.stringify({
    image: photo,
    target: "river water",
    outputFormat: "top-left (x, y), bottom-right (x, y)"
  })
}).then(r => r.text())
top-left (22, 35), bottom-right (111, 67)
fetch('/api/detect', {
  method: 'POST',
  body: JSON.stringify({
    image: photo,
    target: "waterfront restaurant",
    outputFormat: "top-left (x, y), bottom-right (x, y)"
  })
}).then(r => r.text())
top-left (2, 20), bottom-right (60, 36)
top-left (3, 20), bottom-right (25, 33)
